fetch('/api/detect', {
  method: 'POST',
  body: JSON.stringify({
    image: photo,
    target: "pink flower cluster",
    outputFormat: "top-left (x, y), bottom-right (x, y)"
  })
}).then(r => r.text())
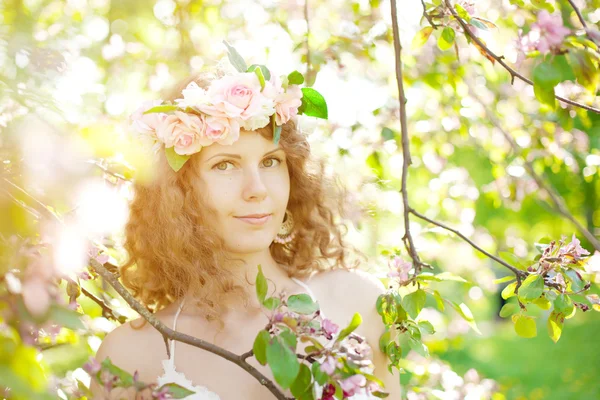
top-left (129, 72), bottom-right (303, 157)
top-left (518, 10), bottom-right (570, 58)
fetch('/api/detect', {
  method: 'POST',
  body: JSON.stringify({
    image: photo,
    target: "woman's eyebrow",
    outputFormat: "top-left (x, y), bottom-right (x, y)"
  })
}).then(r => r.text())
top-left (206, 148), bottom-right (282, 162)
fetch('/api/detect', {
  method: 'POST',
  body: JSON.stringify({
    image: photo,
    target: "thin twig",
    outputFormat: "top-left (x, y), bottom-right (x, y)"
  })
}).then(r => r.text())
top-left (409, 208), bottom-right (528, 278)
top-left (566, 0), bottom-right (600, 46)
top-left (420, 0), bottom-right (440, 28)
top-left (80, 285), bottom-right (120, 321)
top-left (467, 85), bottom-right (600, 251)
top-left (390, 0), bottom-right (432, 274)
top-left (89, 259), bottom-right (289, 400)
top-left (443, 0), bottom-right (600, 114)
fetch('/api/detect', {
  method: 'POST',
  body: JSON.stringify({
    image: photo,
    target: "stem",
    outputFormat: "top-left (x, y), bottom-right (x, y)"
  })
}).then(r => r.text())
top-left (566, 0), bottom-right (600, 47)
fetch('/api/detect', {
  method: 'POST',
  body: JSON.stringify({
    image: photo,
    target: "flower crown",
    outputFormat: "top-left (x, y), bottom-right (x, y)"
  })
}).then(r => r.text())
top-left (129, 41), bottom-right (328, 172)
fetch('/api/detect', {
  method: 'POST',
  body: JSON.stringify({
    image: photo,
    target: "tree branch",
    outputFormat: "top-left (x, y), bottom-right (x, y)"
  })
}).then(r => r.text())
top-left (467, 85), bottom-right (600, 251)
top-left (566, 0), bottom-right (600, 47)
top-left (408, 208), bottom-right (527, 278)
top-left (89, 259), bottom-right (289, 400)
top-left (443, 0), bottom-right (600, 114)
top-left (390, 0), bottom-right (432, 275)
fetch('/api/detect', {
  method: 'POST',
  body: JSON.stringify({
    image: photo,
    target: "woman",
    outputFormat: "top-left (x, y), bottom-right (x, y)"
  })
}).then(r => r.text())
top-left (90, 64), bottom-right (402, 399)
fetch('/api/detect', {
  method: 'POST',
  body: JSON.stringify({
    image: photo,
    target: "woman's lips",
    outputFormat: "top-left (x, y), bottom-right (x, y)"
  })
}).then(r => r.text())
top-left (234, 214), bottom-right (272, 226)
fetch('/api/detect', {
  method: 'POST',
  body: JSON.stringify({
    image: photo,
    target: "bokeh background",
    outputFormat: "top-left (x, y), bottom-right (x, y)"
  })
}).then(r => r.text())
top-left (1, 0), bottom-right (599, 399)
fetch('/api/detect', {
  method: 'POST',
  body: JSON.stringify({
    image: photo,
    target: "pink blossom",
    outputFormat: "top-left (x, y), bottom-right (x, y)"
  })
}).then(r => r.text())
top-left (22, 276), bottom-right (51, 317)
top-left (560, 233), bottom-right (590, 261)
top-left (322, 318), bottom-right (339, 340)
top-left (339, 374), bottom-right (366, 397)
top-left (387, 256), bottom-right (412, 283)
top-left (321, 383), bottom-right (336, 400)
top-left (159, 111), bottom-right (207, 155)
top-left (82, 357), bottom-right (102, 375)
top-left (320, 356), bottom-right (338, 376)
top-left (198, 73), bottom-right (275, 131)
top-left (530, 11), bottom-right (570, 54)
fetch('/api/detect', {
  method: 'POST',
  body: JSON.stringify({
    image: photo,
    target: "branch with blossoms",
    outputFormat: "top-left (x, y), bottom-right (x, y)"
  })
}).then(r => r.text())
top-left (414, 0), bottom-right (600, 113)
top-left (377, 0), bottom-right (600, 374)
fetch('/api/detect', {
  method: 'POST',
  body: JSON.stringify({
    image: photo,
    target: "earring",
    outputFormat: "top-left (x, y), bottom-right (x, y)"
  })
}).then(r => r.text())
top-left (274, 210), bottom-right (296, 244)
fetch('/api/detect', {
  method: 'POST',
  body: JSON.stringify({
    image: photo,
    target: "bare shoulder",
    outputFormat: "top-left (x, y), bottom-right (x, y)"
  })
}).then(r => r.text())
top-left (89, 313), bottom-right (173, 399)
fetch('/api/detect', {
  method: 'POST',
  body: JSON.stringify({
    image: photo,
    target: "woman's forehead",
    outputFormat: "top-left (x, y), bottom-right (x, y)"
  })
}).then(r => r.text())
top-left (199, 131), bottom-right (281, 159)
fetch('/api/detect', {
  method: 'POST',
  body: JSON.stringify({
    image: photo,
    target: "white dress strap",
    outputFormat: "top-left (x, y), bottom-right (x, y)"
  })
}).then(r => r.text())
top-left (168, 298), bottom-right (186, 367)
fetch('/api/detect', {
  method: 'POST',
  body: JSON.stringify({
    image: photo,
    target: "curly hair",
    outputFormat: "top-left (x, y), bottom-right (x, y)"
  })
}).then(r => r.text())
top-left (120, 70), bottom-right (359, 328)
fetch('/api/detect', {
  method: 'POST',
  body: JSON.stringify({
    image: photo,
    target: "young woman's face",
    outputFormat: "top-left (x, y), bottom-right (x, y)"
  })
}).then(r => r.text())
top-left (195, 130), bottom-right (290, 254)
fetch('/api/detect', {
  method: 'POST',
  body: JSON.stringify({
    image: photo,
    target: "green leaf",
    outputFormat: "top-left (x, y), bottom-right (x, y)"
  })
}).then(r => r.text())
top-left (101, 358), bottom-right (134, 387)
top-left (532, 296), bottom-right (552, 310)
top-left (48, 305), bottom-right (85, 330)
top-left (547, 311), bottom-right (564, 343)
top-left (494, 276), bottom-right (516, 285)
top-left (453, 3), bottom-right (471, 20)
top-left (381, 127), bottom-right (395, 141)
top-left (266, 335), bottom-right (300, 389)
top-left (256, 265), bottom-right (268, 304)
top-left (142, 104), bottom-right (178, 114)
top-left (564, 269), bottom-right (584, 292)
top-left (311, 361), bottom-right (329, 385)
top-left (263, 297), bottom-right (281, 310)
top-left (253, 330), bottom-right (270, 365)
top-left (158, 382), bottom-right (197, 399)
top-left (517, 274), bottom-right (544, 302)
top-left (247, 64), bottom-right (271, 81)
top-left (514, 315), bottom-right (537, 338)
top-left (532, 61), bottom-right (562, 108)
top-left (252, 66), bottom-right (266, 90)
top-left (554, 294), bottom-right (574, 315)
top-left (437, 27), bottom-right (455, 51)
top-left (164, 146), bottom-right (190, 172)
top-left (435, 272), bottom-right (468, 283)
top-left (272, 114), bottom-right (282, 145)
top-left (290, 364), bottom-right (312, 398)
top-left (298, 88), bottom-right (328, 119)
top-left (408, 337), bottom-right (429, 357)
top-left (432, 290), bottom-right (445, 311)
top-left (402, 289), bottom-right (426, 318)
top-left (502, 282), bottom-right (517, 300)
top-left (379, 329), bottom-right (392, 353)
top-left (499, 302), bottom-right (520, 318)
top-left (222, 40), bottom-right (248, 72)
top-left (287, 294), bottom-right (319, 314)
top-left (287, 70), bottom-right (304, 85)
top-left (499, 252), bottom-right (529, 270)
top-left (418, 320), bottom-right (435, 334)
top-left (411, 26), bottom-right (434, 49)
top-left (450, 301), bottom-right (481, 334)
top-left (279, 331), bottom-right (298, 352)
top-left (336, 313), bottom-right (362, 343)
top-left (469, 19), bottom-right (488, 30)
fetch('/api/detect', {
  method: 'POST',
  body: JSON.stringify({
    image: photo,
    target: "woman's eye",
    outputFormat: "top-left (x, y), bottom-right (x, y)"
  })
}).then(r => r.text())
top-left (262, 157), bottom-right (281, 168)
top-left (214, 161), bottom-right (233, 171)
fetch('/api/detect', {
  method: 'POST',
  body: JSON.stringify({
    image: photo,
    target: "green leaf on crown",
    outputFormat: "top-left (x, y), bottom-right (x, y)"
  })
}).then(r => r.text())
top-left (287, 70), bottom-right (304, 85)
top-left (298, 88), bottom-right (328, 119)
top-left (165, 147), bottom-right (190, 172)
top-left (143, 104), bottom-right (178, 114)
top-left (222, 40), bottom-right (248, 73)
top-left (247, 64), bottom-right (271, 81)
top-left (271, 114), bottom-right (282, 145)
top-left (249, 65), bottom-right (266, 89)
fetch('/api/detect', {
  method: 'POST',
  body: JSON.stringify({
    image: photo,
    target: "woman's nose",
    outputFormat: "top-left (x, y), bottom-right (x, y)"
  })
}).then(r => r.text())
top-left (242, 168), bottom-right (268, 202)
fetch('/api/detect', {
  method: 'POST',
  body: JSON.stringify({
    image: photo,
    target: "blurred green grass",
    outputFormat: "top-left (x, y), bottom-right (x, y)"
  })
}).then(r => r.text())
top-left (437, 312), bottom-right (600, 400)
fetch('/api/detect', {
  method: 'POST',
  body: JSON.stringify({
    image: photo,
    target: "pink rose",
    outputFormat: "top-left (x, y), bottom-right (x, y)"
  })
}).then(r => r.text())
top-left (175, 81), bottom-right (211, 110)
top-left (129, 100), bottom-right (168, 154)
top-left (159, 111), bottom-right (207, 155)
top-left (264, 76), bottom-right (303, 125)
top-left (204, 115), bottom-right (240, 146)
top-left (199, 73), bottom-right (274, 131)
